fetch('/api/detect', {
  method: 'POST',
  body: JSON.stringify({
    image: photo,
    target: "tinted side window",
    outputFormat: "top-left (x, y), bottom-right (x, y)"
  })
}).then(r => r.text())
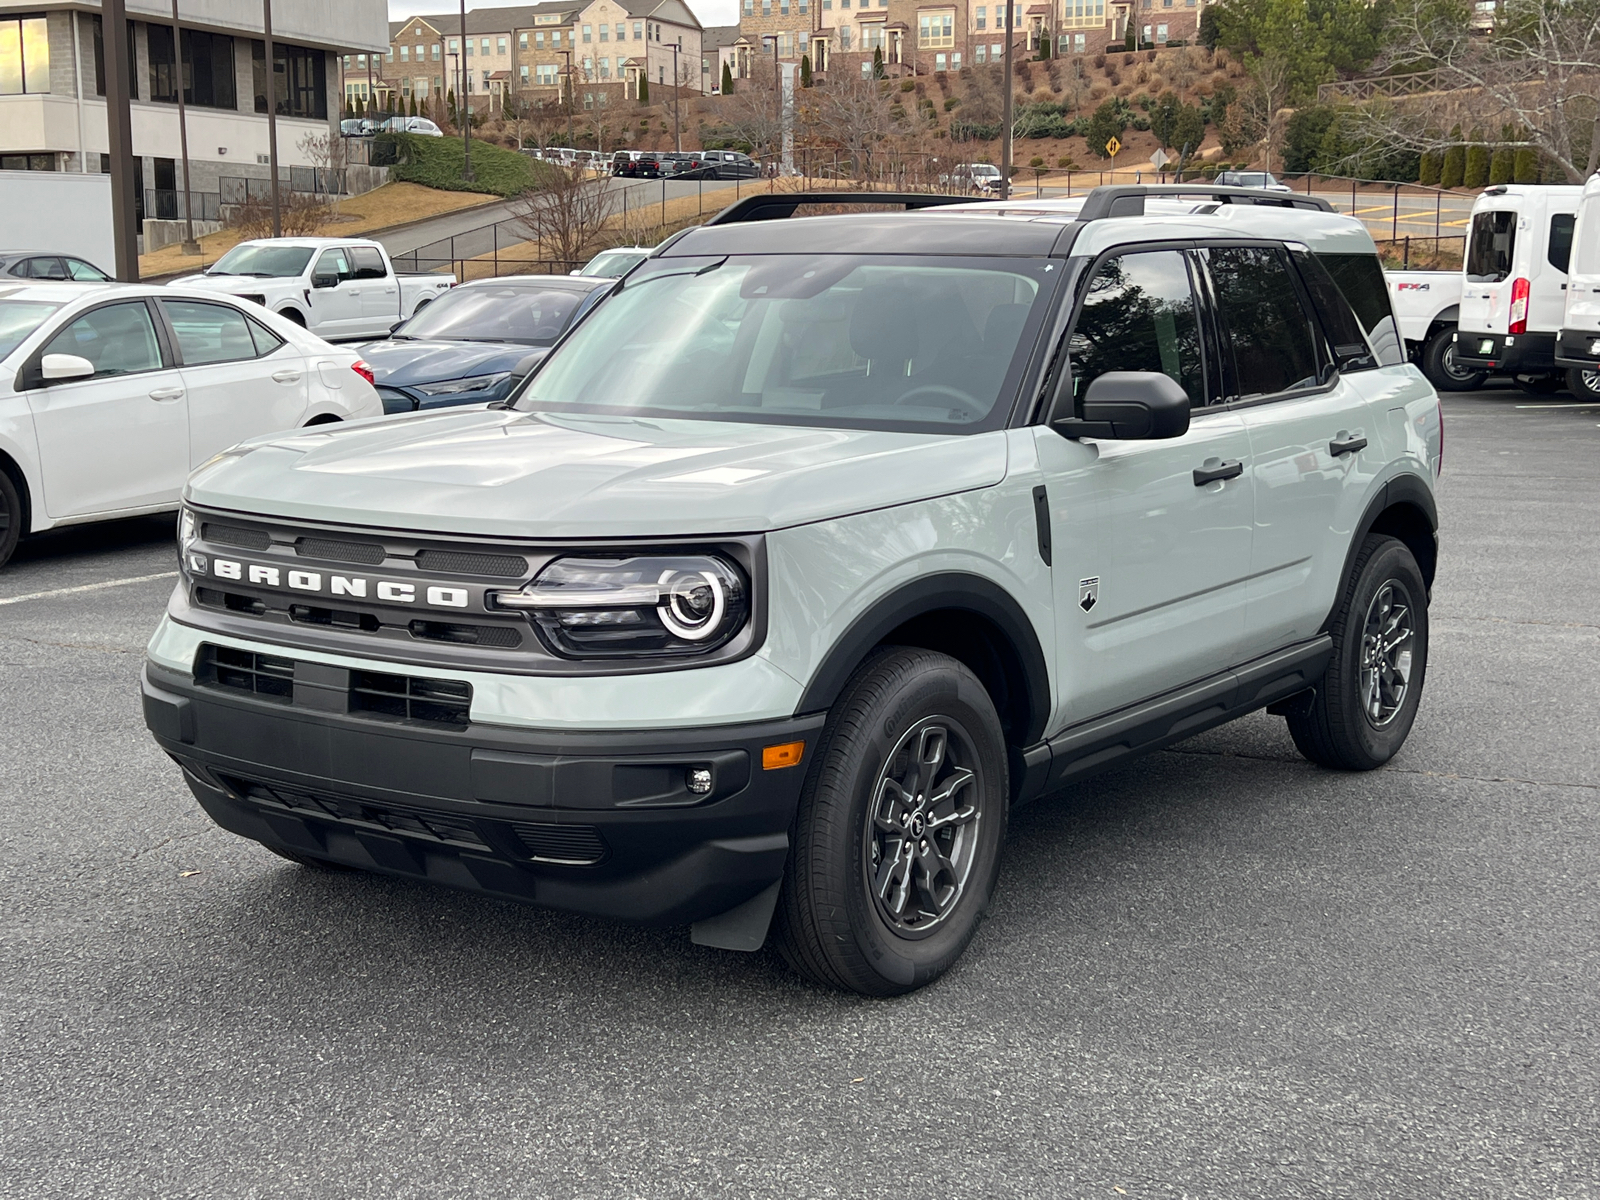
top-left (1068, 250), bottom-right (1204, 405)
top-left (1205, 245), bottom-right (1322, 399)
top-left (163, 299), bottom-right (259, 365)
top-left (43, 302), bottom-right (163, 376)
top-left (1291, 250), bottom-right (1377, 372)
top-left (27, 257), bottom-right (67, 280)
top-left (1548, 213), bottom-right (1575, 272)
top-left (350, 246), bottom-right (387, 279)
top-left (1315, 251), bottom-right (1402, 365)
top-left (315, 249), bottom-right (351, 281)
top-left (1467, 210), bottom-right (1516, 282)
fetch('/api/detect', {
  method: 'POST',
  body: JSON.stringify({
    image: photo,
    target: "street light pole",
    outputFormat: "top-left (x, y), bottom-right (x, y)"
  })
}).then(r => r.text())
top-left (670, 42), bottom-right (680, 152)
top-left (764, 35), bottom-right (779, 167)
top-left (1000, 0), bottom-right (1013, 200)
top-left (169, 0), bottom-right (201, 254)
top-left (263, 0), bottom-right (281, 236)
top-left (559, 49), bottom-right (574, 148)
top-left (459, 0), bottom-right (474, 180)
top-left (103, 0), bottom-right (139, 279)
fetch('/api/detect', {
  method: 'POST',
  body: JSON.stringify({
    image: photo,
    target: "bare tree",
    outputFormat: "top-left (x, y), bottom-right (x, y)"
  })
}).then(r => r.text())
top-left (798, 71), bottom-right (899, 180)
top-left (719, 58), bottom-right (783, 159)
top-left (509, 166), bottom-right (617, 268)
top-left (1357, 0), bottom-right (1600, 180)
top-left (296, 129), bottom-right (348, 217)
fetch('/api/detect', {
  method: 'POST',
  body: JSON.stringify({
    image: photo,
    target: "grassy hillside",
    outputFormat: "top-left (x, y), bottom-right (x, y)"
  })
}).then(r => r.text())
top-left (378, 131), bottom-right (553, 197)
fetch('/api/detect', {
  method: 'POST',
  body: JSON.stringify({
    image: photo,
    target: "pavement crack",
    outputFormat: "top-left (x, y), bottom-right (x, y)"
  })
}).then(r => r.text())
top-left (1161, 746), bottom-right (1599, 791)
top-left (128, 826), bottom-right (214, 863)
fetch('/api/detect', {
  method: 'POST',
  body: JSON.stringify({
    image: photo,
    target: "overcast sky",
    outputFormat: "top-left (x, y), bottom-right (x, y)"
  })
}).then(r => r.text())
top-left (386, 0), bottom-right (739, 30)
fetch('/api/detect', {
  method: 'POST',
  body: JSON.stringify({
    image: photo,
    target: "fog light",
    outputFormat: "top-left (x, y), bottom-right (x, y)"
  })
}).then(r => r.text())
top-left (687, 767), bottom-right (713, 795)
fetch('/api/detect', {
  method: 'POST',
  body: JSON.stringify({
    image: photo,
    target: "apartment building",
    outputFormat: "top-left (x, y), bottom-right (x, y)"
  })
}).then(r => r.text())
top-left (0, 0), bottom-right (386, 217)
top-left (376, 0), bottom-right (703, 113)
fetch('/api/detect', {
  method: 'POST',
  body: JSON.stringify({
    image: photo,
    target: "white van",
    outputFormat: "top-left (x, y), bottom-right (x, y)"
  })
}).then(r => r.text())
top-left (1554, 173), bottom-right (1600, 398)
top-left (1454, 183), bottom-right (1582, 393)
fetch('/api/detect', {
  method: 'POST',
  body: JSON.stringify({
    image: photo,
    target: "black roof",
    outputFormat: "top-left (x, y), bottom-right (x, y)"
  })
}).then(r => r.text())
top-left (459, 274), bottom-right (610, 292)
top-left (666, 211), bottom-right (1068, 258)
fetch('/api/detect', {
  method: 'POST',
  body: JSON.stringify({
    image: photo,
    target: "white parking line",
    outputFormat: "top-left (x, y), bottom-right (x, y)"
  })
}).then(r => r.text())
top-left (0, 570), bottom-right (179, 607)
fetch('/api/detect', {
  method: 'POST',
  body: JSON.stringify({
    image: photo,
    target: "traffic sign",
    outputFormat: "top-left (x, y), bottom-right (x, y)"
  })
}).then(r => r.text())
top-left (1150, 147), bottom-right (1169, 168)
top-left (1105, 136), bottom-right (1121, 158)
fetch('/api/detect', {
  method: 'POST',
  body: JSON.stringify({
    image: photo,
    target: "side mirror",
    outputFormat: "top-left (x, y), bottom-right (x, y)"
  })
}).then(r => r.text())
top-left (388, 319), bottom-right (407, 335)
top-left (40, 353), bottom-right (96, 382)
top-left (569, 269), bottom-right (581, 276)
top-left (312, 273), bottom-right (339, 289)
top-left (1051, 371), bottom-right (1191, 440)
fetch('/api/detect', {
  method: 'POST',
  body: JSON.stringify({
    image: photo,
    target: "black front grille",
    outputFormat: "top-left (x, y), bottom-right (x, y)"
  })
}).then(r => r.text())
top-left (196, 587), bottom-right (266, 616)
top-left (350, 670), bottom-right (472, 726)
top-left (289, 604), bottom-right (381, 632)
top-left (222, 775), bottom-right (492, 850)
top-left (296, 536), bottom-right (386, 565)
top-left (512, 822), bottom-right (608, 865)
top-left (416, 549), bottom-right (528, 578)
top-left (202, 522), bottom-right (271, 551)
top-left (197, 644), bottom-right (293, 701)
top-left (408, 619), bottom-right (521, 648)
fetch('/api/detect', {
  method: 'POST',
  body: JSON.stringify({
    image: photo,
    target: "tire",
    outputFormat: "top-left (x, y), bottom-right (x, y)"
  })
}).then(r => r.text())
top-left (1420, 327), bottom-right (1486, 392)
top-left (0, 466), bottom-right (21, 570)
top-left (279, 308), bottom-right (307, 328)
top-left (1513, 372), bottom-right (1563, 395)
top-left (774, 647), bottom-right (1009, 996)
top-left (1566, 365), bottom-right (1600, 399)
top-left (265, 844), bottom-right (354, 871)
top-left (1287, 535), bottom-right (1429, 771)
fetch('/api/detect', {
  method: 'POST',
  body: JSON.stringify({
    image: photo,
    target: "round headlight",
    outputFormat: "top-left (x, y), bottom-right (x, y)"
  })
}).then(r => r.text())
top-left (659, 569), bottom-right (726, 641)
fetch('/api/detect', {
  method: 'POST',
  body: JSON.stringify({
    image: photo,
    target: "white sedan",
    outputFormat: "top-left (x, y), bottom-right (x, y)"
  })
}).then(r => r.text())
top-left (0, 282), bottom-right (381, 569)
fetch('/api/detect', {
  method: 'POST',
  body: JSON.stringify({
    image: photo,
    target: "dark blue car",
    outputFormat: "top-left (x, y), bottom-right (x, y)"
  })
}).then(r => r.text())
top-left (360, 275), bottom-right (614, 414)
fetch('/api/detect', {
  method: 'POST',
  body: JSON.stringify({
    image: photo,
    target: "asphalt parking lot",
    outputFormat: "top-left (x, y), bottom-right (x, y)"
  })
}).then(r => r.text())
top-left (2, 386), bottom-right (1597, 1199)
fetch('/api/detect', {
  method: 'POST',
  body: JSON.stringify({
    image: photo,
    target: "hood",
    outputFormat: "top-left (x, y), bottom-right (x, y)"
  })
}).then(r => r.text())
top-left (357, 339), bottom-right (547, 386)
top-left (186, 409), bottom-right (1010, 538)
top-left (174, 273), bottom-right (290, 295)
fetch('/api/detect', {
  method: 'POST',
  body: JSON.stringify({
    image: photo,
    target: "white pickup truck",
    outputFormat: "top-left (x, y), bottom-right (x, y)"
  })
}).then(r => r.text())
top-left (173, 238), bottom-right (455, 342)
top-left (1386, 269), bottom-right (1482, 391)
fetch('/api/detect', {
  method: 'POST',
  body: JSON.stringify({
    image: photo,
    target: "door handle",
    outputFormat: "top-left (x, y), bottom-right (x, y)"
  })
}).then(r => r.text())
top-left (1329, 435), bottom-right (1368, 457)
top-left (148, 386), bottom-right (185, 401)
top-left (1193, 460), bottom-right (1244, 486)
top-left (272, 370), bottom-right (303, 384)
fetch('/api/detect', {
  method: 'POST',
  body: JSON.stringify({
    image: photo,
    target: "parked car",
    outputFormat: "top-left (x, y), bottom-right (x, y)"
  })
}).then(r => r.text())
top-left (143, 185), bottom-right (1441, 996)
top-left (696, 150), bottom-right (760, 179)
top-left (356, 276), bottom-right (612, 413)
top-left (1553, 173), bottom-right (1600, 398)
top-left (945, 162), bottom-right (1003, 194)
top-left (1216, 170), bottom-right (1293, 193)
top-left (572, 246), bottom-right (652, 278)
top-left (1386, 269), bottom-right (1481, 391)
top-left (380, 116), bottom-right (443, 137)
top-left (171, 238), bottom-right (455, 342)
top-left (661, 152), bottom-right (711, 179)
top-left (613, 151), bottom-right (664, 178)
top-left (0, 282), bottom-right (380, 569)
top-left (0, 250), bottom-right (113, 282)
top-left (1454, 182), bottom-right (1582, 393)
top-left (339, 119), bottom-right (365, 137)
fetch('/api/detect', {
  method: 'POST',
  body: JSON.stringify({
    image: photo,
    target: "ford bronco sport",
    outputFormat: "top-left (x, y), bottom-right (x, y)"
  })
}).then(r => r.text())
top-left (142, 187), bottom-right (1443, 996)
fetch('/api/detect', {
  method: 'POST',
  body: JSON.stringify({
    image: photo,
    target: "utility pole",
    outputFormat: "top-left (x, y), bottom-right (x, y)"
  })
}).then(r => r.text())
top-left (1000, 0), bottom-right (1013, 200)
top-left (103, 0), bottom-right (139, 279)
top-left (670, 41), bottom-right (681, 152)
top-left (460, 0), bottom-right (474, 180)
top-left (559, 49), bottom-right (574, 148)
top-left (764, 35), bottom-right (779, 168)
top-left (263, 0), bottom-right (282, 236)
top-left (170, 0), bottom-right (201, 254)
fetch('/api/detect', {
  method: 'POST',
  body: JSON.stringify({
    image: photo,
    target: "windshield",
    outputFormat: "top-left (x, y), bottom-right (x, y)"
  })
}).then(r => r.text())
top-left (513, 254), bottom-right (1053, 433)
top-left (0, 299), bottom-right (62, 359)
top-left (208, 243), bottom-right (316, 278)
top-left (397, 284), bottom-right (587, 344)
top-left (580, 250), bottom-right (648, 277)
top-left (1466, 210), bottom-right (1517, 282)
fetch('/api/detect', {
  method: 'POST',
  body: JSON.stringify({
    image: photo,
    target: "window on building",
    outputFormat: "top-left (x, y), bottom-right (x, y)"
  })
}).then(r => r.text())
top-left (800, 31), bottom-right (810, 48)
top-left (519, 64), bottom-right (529, 83)
top-left (635, 21), bottom-right (645, 37)
top-left (599, 23), bottom-right (609, 40)
top-left (582, 24), bottom-right (592, 41)
top-left (1061, 0), bottom-right (1106, 27)
top-left (448, 37), bottom-right (458, 52)
top-left (974, 43), bottom-right (986, 61)
top-left (975, 5), bottom-right (987, 28)
top-left (800, 0), bottom-right (809, 12)
top-left (935, 52), bottom-right (947, 69)
top-left (583, 91), bottom-right (593, 108)
top-left (781, 0), bottom-right (790, 13)
top-left (599, 56), bottom-right (610, 77)
top-left (481, 38), bottom-right (490, 54)
top-left (918, 11), bottom-right (954, 47)
top-left (551, 30), bottom-right (561, 46)
top-left (537, 63), bottom-right (557, 85)
top-left (1156, 22), bottom-right (1168, 40)
top-left (519, 32), bottom-right (528, 49)
top-left (839, 26), bottom-right (852, 48)
top-left (498, 37), bottom-right (507, 53)
top-left (252, 41), bottom-right (327, 120)
top-left (615, 22), bottom-right (625, 39)
top-left (762, 0), bottom-right (772, 14)
top-left (148, 26), bottom-right (237, 109)
top-left (432, 43), bottom-right (441, 59)
top-left (386, 49), bottom-right (393, 61)
top-left (464, 40), bottom-right (472, 56)
top-left (991, 41), bottom-right (1002, 56)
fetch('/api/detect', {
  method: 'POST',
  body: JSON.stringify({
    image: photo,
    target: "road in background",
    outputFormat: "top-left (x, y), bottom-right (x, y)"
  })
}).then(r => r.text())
top-left (1, 387), bottom-right (1597, 1197)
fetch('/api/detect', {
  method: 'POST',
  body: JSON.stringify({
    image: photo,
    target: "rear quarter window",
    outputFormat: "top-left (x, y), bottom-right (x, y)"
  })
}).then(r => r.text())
top-left (1467, 210), bottom-right (1517, 282)
top-left (1315, 251), bottom-right (1404, 367)
top-left (1548, 213), bottom-right (1575, 273)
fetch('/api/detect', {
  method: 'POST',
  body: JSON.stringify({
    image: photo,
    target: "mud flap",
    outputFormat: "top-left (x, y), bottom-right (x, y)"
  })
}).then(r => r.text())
top-left (690, 880), bottom-right (782, 952)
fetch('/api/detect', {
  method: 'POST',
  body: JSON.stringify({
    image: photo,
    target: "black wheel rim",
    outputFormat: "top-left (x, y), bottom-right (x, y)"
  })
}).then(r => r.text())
top-left (1360, 579), bottom-right (1417, 729)
top-left (1581, 369), bottom-right (1600, 397)
top-left (862, 718), bottom-right (984, 939)
top-left (1440, 341), bottom-right (1474, 382)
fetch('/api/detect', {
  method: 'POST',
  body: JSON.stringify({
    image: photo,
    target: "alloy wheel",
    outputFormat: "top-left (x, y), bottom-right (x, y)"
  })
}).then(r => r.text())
top-left (863, 718), bottom-right (984, 938)
top-left (1360, 580), bottom-right (1417, 728)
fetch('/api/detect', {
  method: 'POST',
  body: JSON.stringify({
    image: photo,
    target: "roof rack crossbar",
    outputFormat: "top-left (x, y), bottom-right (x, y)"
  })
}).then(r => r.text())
top-left (1075, 184), bottom-right (1335, 221)
top-left (704, 191), bottom-right (976, 226)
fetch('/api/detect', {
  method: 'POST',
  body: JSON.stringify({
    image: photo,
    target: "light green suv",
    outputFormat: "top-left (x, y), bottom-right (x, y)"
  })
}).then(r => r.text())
top-left (142, 187), bottom-right (1444, 995)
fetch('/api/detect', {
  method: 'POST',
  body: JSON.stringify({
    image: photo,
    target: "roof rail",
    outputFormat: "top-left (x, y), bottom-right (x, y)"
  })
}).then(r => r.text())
top-left (1075, 184), bottom-right (1335, 221)
top-left (704, 191), bottom-right (976, 226)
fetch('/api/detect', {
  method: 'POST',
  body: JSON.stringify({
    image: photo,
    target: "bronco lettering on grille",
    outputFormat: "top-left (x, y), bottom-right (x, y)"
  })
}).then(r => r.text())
top-left (188, 555), bottom-right (472, 609)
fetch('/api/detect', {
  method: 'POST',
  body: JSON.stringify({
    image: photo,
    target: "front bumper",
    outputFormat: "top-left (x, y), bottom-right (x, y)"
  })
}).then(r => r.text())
top-left (1454, 329), bottom-right (1557, 372)
top-left (1554, 328), bottom-right (1600, 370)
top-left (143, 660), bottom-right (823, 926)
